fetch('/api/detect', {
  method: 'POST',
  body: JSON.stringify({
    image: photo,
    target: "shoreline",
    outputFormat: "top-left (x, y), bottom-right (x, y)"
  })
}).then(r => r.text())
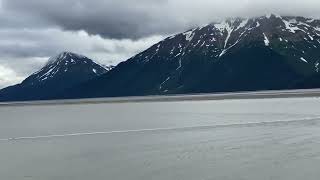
top-left (0, 88), bottom-right (320, 107)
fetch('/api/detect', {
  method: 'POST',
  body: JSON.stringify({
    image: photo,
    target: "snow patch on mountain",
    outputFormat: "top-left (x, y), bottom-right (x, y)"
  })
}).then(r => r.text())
top-left (159, 77), bottom-right (170, 90)
top-left (224, 23), bottom-right (234, 48)
top-left (219, 50), bottom-right (227, 57)
top-left (235, 19), bottom-right (248, 31)
top-left (315, 61), bottom-right (319, 72)
top-left (282, 19), bottom-right (301, 33)
top-left (183, 30), bottom-right (195, 41)
top-left (256, 21), bottom-right (260, 28)
top-left (307, 19), bottom-right (315, 23)
top-left (46, 52), bottom-right (85, 66)
top-left (300, 57), bottom-right (308, 63)
top-left (263, 33), bottom-right (270, 46)
top-left (214, 21), bottom-right (228, 32)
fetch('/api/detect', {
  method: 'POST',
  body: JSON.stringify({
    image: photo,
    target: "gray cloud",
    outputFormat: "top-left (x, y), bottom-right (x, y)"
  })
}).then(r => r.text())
top-left (0, 64), bottom-right (24, 88)
top-left (3, 0), bottom-right (320, 39)
top-left (0, 28), bottom-right (163, 60)
top-left (2, 0), bottom-right (181, 39)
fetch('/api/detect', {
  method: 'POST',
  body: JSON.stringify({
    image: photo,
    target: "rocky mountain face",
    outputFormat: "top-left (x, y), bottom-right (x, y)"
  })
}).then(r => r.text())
top-left (0, 52), bottom-right (109, 101)
top-left (57, 14), bottom-right (320, 99)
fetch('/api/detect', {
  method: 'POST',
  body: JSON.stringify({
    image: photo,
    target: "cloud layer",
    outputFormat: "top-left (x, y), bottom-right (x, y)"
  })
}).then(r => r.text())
top-left (3, 0), bottom-right (320, 39)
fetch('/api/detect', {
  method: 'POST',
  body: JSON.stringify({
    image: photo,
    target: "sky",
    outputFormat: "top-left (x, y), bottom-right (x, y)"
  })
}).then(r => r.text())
top-left (1, 0), bottom-right (320, 88)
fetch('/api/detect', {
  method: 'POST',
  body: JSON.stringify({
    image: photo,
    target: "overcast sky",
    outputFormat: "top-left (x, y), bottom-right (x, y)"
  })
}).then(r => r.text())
top-left (1, 0), bottom-right (320, 88)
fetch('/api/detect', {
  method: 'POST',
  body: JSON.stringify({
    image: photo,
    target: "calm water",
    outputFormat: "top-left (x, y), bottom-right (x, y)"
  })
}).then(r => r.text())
top-left (1, 97), bottom-right (320, 179)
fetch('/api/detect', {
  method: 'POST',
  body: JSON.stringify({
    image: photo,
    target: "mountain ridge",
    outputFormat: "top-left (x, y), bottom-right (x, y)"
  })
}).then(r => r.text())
top-left (1, 14), bottom-right (320, 101)
top-left (56, 14), bottom-right (320, 99)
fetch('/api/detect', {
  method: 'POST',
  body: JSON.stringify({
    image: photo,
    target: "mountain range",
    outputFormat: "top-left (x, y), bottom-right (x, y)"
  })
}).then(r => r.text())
top-left (1, 14), bottom-right (320, 101)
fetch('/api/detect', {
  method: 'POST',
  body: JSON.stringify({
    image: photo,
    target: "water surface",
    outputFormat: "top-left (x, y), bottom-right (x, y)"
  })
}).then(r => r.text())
top-left (1, 97), bottom-right (320, 179)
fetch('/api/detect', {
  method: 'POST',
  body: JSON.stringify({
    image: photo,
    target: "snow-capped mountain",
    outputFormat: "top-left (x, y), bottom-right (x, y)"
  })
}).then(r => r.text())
top-left (23, 52), bottom-right (108, 85)
top-left (1, 15), bottom-right (320, 101)
top-left (58, 14), bottom-right (320, 99)
top-left (0, 52), bottom-right (109, 101)
top-left (133, 14), bottom-right (320, 74)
